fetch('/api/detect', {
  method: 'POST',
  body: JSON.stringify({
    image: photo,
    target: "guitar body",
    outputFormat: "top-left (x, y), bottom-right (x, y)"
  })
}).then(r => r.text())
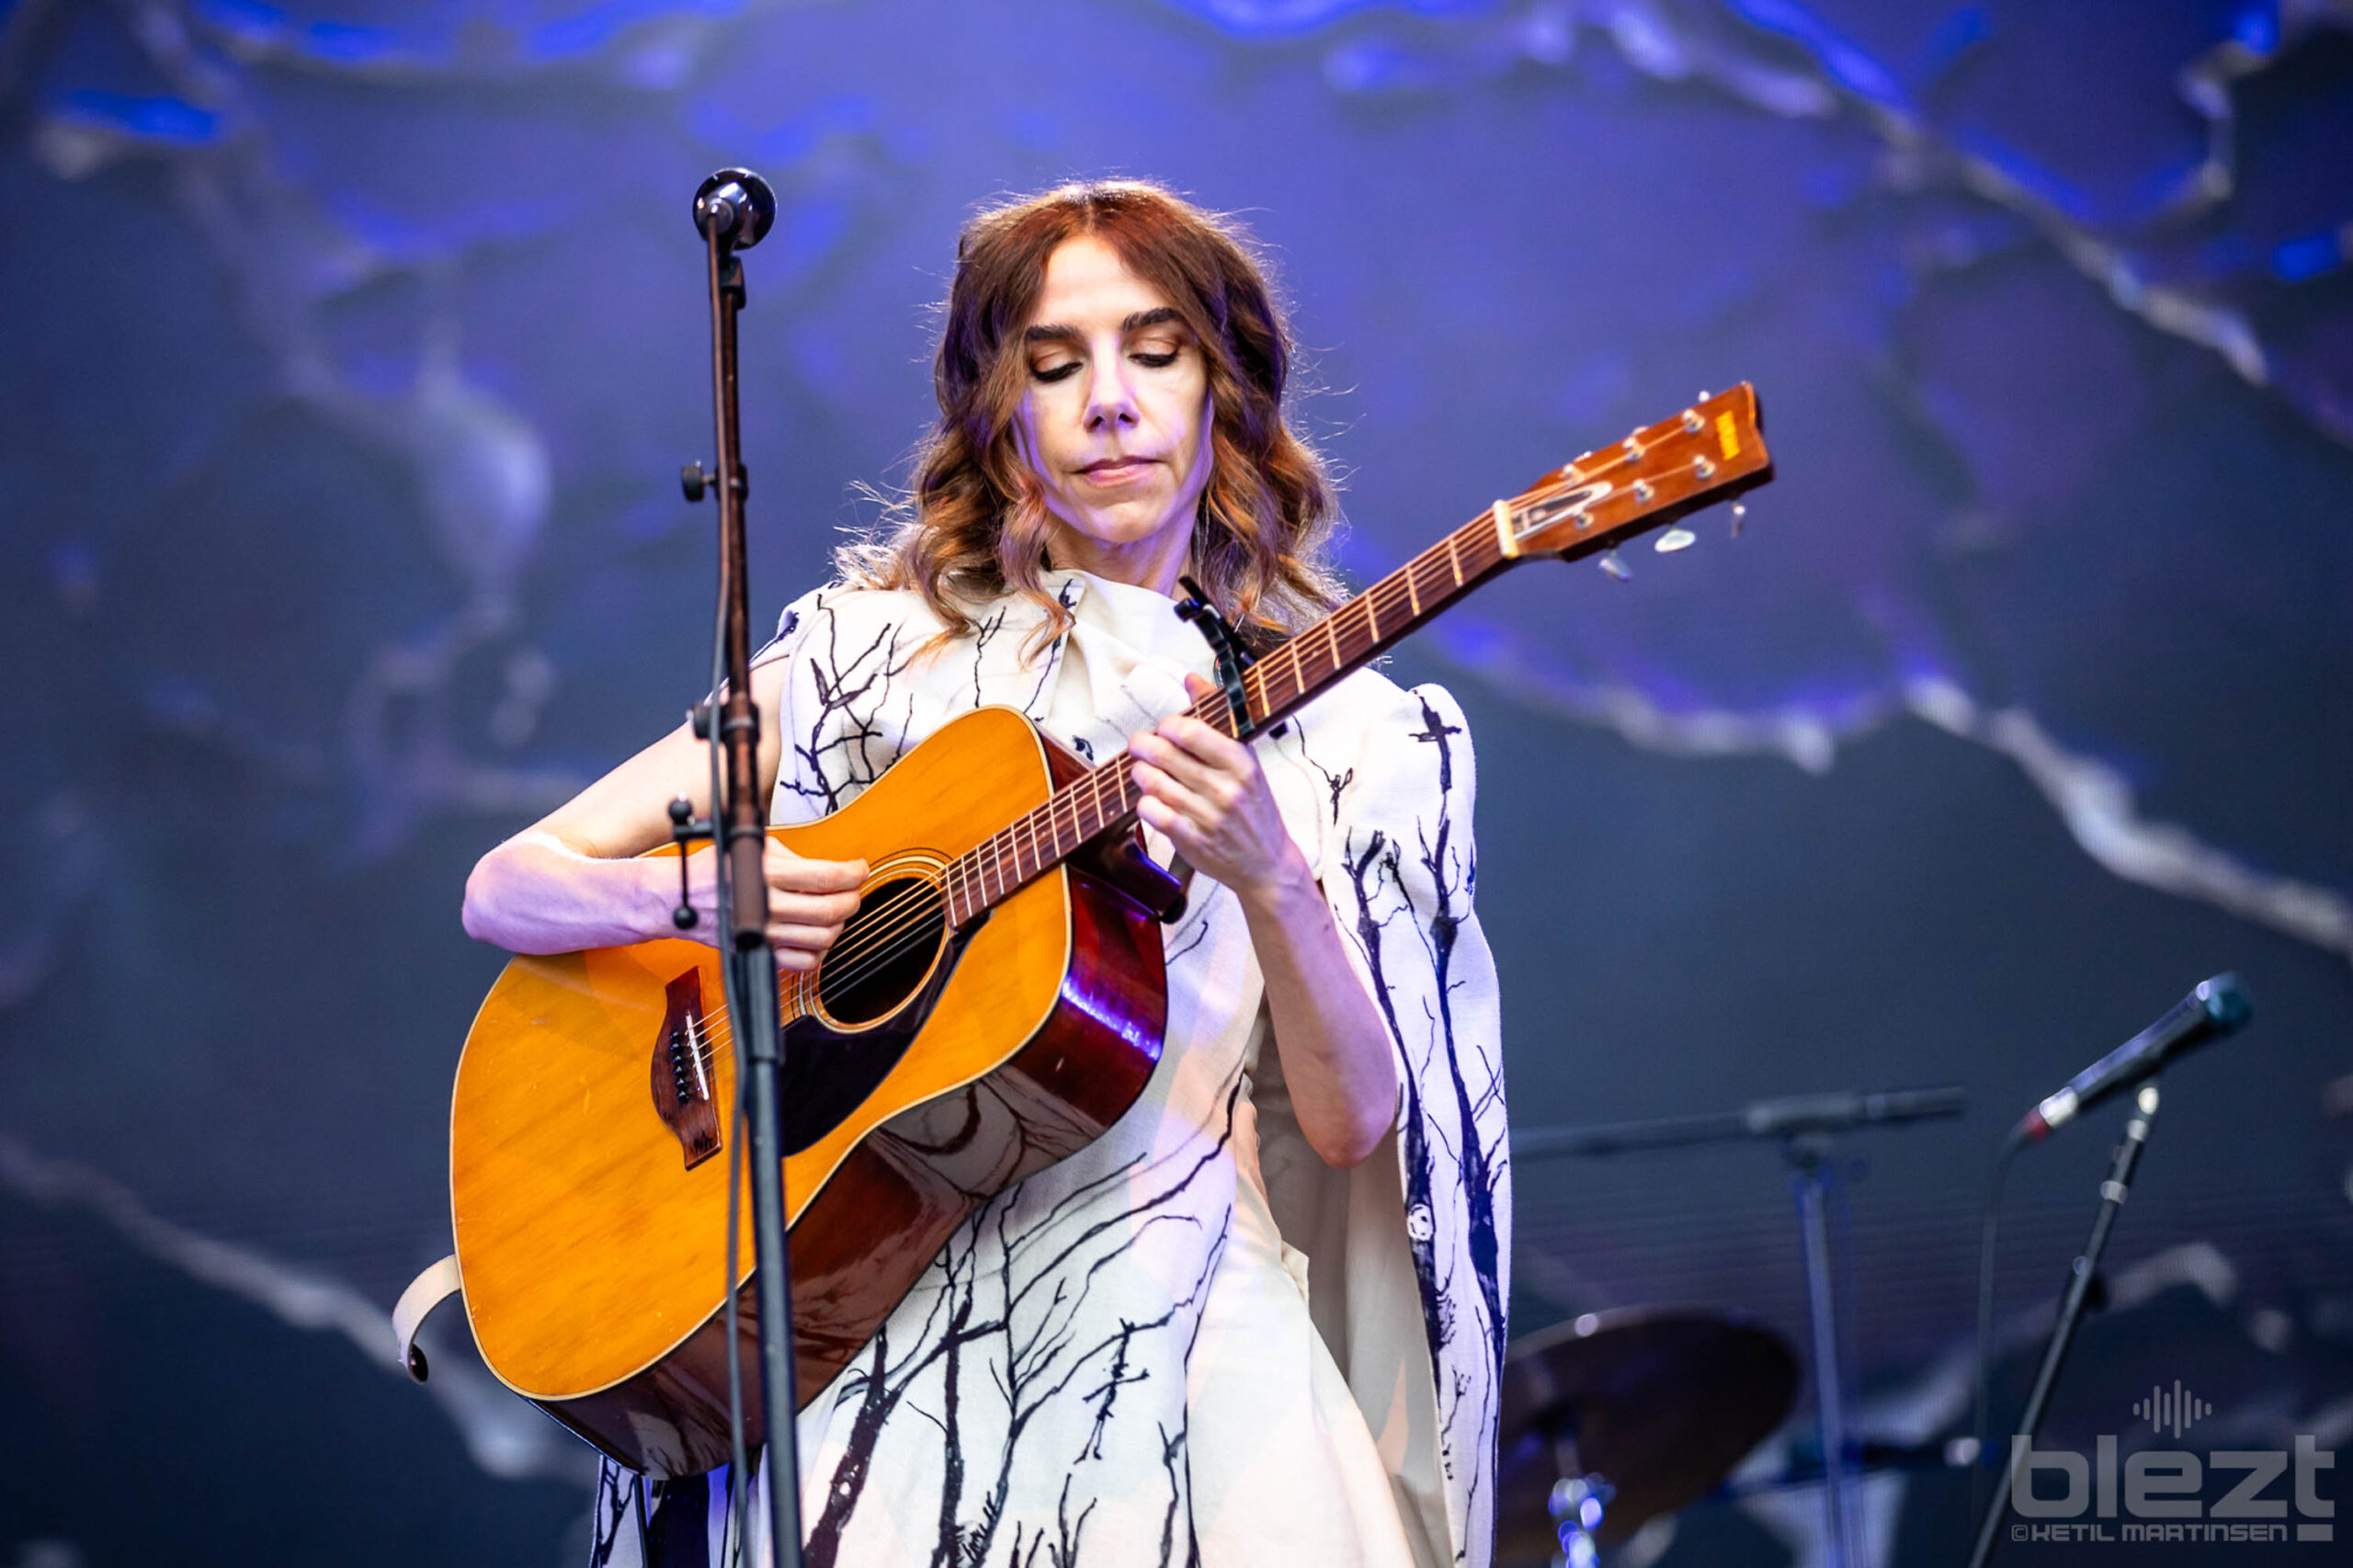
top-left (448, 706), bottom-right (1169, 1476)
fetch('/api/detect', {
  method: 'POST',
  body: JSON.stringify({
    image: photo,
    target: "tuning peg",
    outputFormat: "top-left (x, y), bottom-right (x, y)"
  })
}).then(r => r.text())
top-left (1730, 501), bottom-right (1747, 538)
top-left (1597, 549), bottom-right (1631, 582)
top-left (1654, 524), bottom-right (1697, 553)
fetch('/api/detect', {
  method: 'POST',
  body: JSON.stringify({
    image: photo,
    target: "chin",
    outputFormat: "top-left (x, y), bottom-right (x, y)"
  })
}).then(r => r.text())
top-left (1070, 503), bottom-right (1179, 547)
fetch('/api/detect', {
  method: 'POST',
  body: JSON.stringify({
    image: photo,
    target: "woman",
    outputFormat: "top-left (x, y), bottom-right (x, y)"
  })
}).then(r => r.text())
top-left (461, 180), bottom-right (1509, 1568)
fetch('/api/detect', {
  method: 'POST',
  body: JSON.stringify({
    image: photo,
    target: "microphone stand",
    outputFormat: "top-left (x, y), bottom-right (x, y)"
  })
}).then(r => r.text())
top-left (1518, 1085), bottom-right (1966, 1568)
top-left (686, 169), bottom-right (804, 1568)
top-left (1964, 1082), bottom-right (2162, 1568)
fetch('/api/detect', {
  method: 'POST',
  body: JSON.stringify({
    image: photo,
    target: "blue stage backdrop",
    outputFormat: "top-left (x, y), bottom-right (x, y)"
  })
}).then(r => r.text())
top-left (1, 1), bottom-right (2348, 1563)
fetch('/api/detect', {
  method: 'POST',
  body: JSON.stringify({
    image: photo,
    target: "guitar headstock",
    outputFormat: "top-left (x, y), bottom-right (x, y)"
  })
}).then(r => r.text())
top-left (1495, 383), bottom-right (1772, 562)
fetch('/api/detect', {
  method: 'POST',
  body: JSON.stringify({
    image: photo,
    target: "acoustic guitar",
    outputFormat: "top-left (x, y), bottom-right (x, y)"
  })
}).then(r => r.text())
top-left (446, 385), bottom-right (1772, 1476)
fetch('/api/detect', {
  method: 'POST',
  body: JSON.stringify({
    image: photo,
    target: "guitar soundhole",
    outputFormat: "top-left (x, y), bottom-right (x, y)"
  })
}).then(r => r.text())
top-left (816, 876), bottom-right (946, 1027)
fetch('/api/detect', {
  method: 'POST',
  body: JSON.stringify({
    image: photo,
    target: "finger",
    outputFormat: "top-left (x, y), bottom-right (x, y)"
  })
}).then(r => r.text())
top-left (1135, 792), bottom-right (1202, 854)
top-left (1139, 733), bottom-right (1250, 818)
top-left (766, 922), bottom-right (845, 954)
top-left (766, 846), bottom-right (869, 892)
top-left (769, 889), bottom-right (862, 926)
top-left (1154, 711), bottom-right (1252, 775)
top-left (1135, 721), bottom-right (1254, 796)
top-left (1131, 761), bottom-right (1216, 832)
top-left (1128, 730), bottom-right (1229, 801)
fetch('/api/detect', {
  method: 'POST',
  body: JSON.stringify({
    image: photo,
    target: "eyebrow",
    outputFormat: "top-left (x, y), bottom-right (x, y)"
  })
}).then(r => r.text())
top-left (1023, 306), bottom-right (1184, 346)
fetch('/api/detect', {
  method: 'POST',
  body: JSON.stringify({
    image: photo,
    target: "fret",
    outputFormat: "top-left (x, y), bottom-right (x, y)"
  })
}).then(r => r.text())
top-left (1404, 562), bottom-right (1420, 618)
top-left (1046, 790), bottom-right (1073, 862)
top-left (1324, 615), bottom-right (1340, 677)
top-left (1248, 659), bottom-right (1277, 716)
top-left (1361, 592), bottom-right (1379, 643)
top-left (1087, 767), bottom-right (1115, 839)
top-left (1446, 531), bottom-right (1463, 587)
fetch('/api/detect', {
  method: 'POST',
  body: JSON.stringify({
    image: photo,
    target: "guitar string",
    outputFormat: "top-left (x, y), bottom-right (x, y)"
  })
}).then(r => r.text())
top-left (764, 680), bottom-right (1230, 995)
top-left (676, 424), bottom-right (1736, 1060)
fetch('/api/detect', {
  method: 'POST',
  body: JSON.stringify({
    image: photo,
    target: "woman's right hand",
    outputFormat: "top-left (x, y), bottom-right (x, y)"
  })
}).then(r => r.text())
top-left (675, 840), bottom-right (867, 971)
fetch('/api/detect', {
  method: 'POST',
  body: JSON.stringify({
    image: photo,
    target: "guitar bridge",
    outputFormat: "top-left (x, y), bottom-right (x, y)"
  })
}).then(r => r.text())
top-left (651, 969), bottom-right (722, 1169)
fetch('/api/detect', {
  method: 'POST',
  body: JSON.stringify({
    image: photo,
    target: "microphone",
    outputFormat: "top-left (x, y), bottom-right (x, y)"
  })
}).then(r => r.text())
top-left (692, 167), bottom-right (777, 249)
top-left (2011, 973), bottom-right (2251, 1145)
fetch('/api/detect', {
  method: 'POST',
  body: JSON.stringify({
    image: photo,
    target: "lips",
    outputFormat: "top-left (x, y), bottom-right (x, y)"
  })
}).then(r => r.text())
top-left (1077, 454), bottom-right (1162, 484)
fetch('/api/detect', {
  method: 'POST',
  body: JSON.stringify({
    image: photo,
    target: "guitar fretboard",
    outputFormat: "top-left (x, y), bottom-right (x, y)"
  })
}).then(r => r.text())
top-left (941, 510), bottom-right (1512, 927)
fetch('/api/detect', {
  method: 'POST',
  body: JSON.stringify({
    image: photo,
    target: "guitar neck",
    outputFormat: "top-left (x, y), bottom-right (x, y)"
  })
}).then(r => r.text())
top-left (942, 511), bottom-right (1514, 927)
top-left (938, 381), bottom-right (1774, 927)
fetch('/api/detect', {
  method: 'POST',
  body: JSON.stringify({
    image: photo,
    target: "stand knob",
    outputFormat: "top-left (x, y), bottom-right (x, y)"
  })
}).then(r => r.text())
top-left (683, 462), bottom-right (714, 502)
top-left (668, 796), bottom-right (710, 929)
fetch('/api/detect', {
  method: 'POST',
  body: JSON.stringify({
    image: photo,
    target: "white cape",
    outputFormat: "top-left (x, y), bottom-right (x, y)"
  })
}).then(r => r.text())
top-left (591, 572), bottom-right (1509, 1568)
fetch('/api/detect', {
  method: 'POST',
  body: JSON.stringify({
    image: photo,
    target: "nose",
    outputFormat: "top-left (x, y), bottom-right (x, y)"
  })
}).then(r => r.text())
top-left (1084, 359), bottom-right (1140, 434)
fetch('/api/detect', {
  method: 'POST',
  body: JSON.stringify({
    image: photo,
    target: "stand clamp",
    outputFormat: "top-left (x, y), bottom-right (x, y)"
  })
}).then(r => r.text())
top-left (666, 795), bottom-right (712, 929)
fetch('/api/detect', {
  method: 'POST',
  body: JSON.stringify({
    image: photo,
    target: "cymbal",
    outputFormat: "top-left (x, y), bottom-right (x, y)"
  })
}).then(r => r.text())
top-left (1496, 1308), bottom-right (1798, 1560)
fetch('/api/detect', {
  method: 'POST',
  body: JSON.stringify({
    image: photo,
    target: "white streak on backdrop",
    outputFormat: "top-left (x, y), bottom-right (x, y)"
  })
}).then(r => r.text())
top-left (1428, 619), bottom-right (2353, 967)
top-left (0, 1132), bottom-right (597, 1489)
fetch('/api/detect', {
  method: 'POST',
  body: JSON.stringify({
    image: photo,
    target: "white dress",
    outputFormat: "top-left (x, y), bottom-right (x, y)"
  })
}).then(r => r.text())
top-left (589, 570), bottom-right (1506, 1568)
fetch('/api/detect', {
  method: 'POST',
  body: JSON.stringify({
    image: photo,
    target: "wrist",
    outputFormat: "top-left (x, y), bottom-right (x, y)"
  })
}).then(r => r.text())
top-left (620, 850), bottom-right (675, 943)
top-left (1234, 840), bottom-right (1318, 921)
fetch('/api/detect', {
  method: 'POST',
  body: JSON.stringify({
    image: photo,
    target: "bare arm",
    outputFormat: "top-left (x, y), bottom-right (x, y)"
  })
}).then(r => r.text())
top-left (1127, 677), bottom-right (1399, 1168)
top-left (460, 656), bottom-right (865, 966)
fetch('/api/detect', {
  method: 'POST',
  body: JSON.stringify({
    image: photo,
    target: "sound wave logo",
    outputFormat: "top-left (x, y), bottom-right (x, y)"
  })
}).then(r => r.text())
top-left (2132, 1380), bottom-right (2212, 1439)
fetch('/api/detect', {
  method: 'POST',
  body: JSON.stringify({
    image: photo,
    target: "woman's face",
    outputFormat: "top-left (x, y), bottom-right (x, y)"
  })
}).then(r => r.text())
top-left (1013, 234), bottom-right (1211, 594)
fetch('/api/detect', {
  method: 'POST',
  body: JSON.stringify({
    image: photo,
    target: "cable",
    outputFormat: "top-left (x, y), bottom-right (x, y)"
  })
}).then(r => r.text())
top-left (1970, 1136), bottom-right (2021, 1521)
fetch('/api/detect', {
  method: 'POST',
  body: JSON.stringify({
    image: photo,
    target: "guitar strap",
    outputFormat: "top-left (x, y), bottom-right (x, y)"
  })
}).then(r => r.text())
top-left (394, 1253), bottom-right (463, 1381)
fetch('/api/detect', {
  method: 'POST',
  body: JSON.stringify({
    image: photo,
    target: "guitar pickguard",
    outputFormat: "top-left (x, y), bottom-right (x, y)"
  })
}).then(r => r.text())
top-left (777, 914), bottom-right (984, 1154)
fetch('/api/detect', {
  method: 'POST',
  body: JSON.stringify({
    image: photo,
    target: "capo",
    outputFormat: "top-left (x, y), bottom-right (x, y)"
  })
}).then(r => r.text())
top-left (1173, 574), bottom-right (1257, 740)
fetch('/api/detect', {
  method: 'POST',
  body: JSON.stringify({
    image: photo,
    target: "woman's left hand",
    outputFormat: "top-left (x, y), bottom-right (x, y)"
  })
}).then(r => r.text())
top-left (1127, 673), bottom-right (1306, 904)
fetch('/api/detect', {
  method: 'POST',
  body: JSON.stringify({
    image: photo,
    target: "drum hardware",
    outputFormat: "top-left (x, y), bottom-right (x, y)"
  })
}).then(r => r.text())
top-left (1514, 1085), bottom-right (1966, 1567)
top-left (1496, 1308), bottom-right (1800, 1565)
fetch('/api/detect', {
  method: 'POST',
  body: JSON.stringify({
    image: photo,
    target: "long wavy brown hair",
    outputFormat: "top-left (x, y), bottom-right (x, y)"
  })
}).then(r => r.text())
top-left (839, 180), bottom-right (1343, 650)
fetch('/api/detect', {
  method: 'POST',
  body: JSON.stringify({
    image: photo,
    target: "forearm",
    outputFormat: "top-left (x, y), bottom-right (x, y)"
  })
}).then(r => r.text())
top-left (461, 831), bottom-right (669, 955)
top-left (1237, 847), bottom-right (1400, 1169)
